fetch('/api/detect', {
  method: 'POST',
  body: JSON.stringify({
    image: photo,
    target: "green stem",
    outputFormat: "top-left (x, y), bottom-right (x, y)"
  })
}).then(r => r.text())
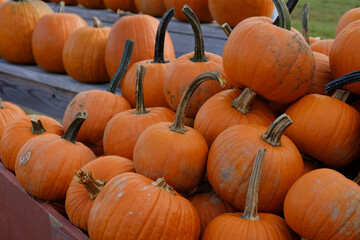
top-left (273, 0), bottom-right (298, 26)
top-left (153, 8), bottom-right (174, 63)
top-left (325, 70), bottom-right (360, 93)
top-left (331, 89), bottom-right (350, 102)
top-left (92, 16), bottom-right (104, 28)
top-left (261, 113), bottom-right (292, 147)
top-left (58, 1), bottom-right (65, 13)
top-left (241, 148), bottom-right (266, 221)
top-left (62, 110), bottom-right (88, 144)
top-left (169, 72), bottom-right (226, 133)
top-left (151, 177), bottom-right (176, 195)
top-left (132, 65), bottom-right (149, 115)
top-left (30, 115), bottom-right (47, 135)
top-left (221, 23), bottom-right (232, 37)
top-left (272, 0), bottom-right (292, 30)
top-left (182, 5), bottom-right (208, 62)
top-left (301, 3), bottom-right (310, 45)
top-left (232, 88), bottom-right (257, 115)
top-left (106, 39), bottom-right (134, 93)
top-left (74, 169), bottom-right (105, 200)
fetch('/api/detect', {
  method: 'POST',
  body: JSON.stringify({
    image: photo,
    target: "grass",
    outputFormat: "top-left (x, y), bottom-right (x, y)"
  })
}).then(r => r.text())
top-left (290, 0), bottom-right (360, 39)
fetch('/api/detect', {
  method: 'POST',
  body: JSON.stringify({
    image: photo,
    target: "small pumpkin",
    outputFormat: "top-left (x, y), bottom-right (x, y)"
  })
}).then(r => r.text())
top-left (336, 7), bottom-right (360, 36)
top-left (0, 99), bottom-right (26, 138)
top-left (164, 0), bottom-right (212, 23)
top-left (310, 39), bottom-right (334, 56)
top-left (134, 0), bottom-right (166, 17)
top-left (307, 52), bottom-right (334, 95)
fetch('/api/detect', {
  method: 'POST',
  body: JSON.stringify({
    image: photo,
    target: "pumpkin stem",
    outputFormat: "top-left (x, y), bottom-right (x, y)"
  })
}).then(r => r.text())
top-left (354, 172), bottom-right (360, 185)
top-left (182, 5), bottom-right (208, 62)
top-left (301, 3), bottom-right (310, 45)
top-left (261, 113), bottom-right (292, 147)
top-left (325, 70), bottom-right (360, 93)
top-left (273, 0), bottom-right (298, 26)
top-left (0, 98), bottom-right (3, 109)
top-left (331, 89), bottom-right (350, 102)
top-left (132, 65), bottom-right (149, 115)
top-left (272, 0), bottom-right (292, 30)
top-left (106, 39), bottom-right (134, 94)
top-left (153, 8), bottom-right (174, 63)
top-left (221, 23), bottom-right (232, 37)
top-left (58, 1), bottom-right (65, 13)
top-left (74, 169), bottom-right (105, 200)
top-left (169, 72), bottom-right (226, 134)
top-left (241, 148), bottom-right (266, 221)
top-left (30, 115), bottom-right (47, 135)
top-left (151, 177), bottom-right (176, 195)
top-left (62, 110), bottom-right (88, 143)
top-left (92, 16), bottom-right (103, 28)
top-left (232, 88), bottom-right (257, 114)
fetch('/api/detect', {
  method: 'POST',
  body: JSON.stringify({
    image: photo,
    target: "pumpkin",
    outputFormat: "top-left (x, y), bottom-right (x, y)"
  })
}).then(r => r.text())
top-left (208, 0), bottom-right (274, 28)
top-left (302, 158), bottom-right (318, 174)
top-left (310, 39), bottom-right (334, 56)
top-left (121, 8), bottom-right (175, 108)
top-left (15, 110), bottom-right (96, 202)
top-left (284, 168), bottom-right (360, 239)
top-left (87, 173), bottom-right (201, 240)
top-left (51, 0), bottom-right (77, 6)
top-left (105, 13), bottom-right (175, 78)
top-left (0, 99), bottom-right (26, 138)
top-left (63, 40), bottom-right (133, 155)
top-left (285, 90), bottom-right (360, 168)
top-left (103, 0), bottom-right (137, 12)
top-left (134, 0), bottom-right (166, 17)
top-left (0, 0), bottom-right (7, 5)
top-left (164, 5), bottom-right (225, 118)
top-left (307, 52), bottom-right (334, 95)
top-left (103, 65), bottom-right (175, 159)
top-left (0, 115), bottom-right (63, 172)
top-left (134, 72), bottom-right (226, 193)
top-left (202, 148), bottom-right (298, 240)
top-left (32, 2), bottom-right (88, 73)
top-left (194, 88), bottom-right (276, 147)
top-left (222, 0), bottom-right (314, 104)
top-left (63, 17), bottom-right (111, 83)
top-left (0, 0), bottom-right (53, 64)
top-left (336, 7), bottom-right (360, 36)
top-left (65, 155), bottom-right (135, 231)
top-left (77, 0), bottom-right (106, 9)
top-left (207, 114), bottom-right (304, 213)
top-left (164, 0), bottom-right (212, 23)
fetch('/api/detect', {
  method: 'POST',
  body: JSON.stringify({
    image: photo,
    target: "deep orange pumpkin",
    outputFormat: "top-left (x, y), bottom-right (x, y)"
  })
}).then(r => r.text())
top-left (310, 39), bottom-right (334, 56)
top-left (164, 0), bottom-right (212, 23)
top-left (336, 7), bottom-right (360, 36)
top-left (0, 99), bottom-right (26, 138)
top-left (307, 52), bottom-right (334, 95)
top-left (134, 0), bottom-right (166, 17)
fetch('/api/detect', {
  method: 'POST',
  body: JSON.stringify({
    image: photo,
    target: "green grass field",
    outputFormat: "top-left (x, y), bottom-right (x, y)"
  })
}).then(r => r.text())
top-left (290, 0), bottom-right (360, 39)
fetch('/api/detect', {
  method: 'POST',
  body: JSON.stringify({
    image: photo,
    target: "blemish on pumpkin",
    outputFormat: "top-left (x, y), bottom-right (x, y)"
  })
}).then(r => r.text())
top-left (316, 179), bottom-right (322, 184)
top-left (330, 205), bottom-right (341, 221)
top-left (139, 186), bottom-right (149, 191)
top-left (210, 194), bottom-right (222, 203)
top-left (116, 191), bottom-right (124, 199)
top-left (220, 166), bottom-right (236, 182)
top-left (19, 151), bottom-right (31, 165)
top-left (128, 211), bottom-right (133, 215)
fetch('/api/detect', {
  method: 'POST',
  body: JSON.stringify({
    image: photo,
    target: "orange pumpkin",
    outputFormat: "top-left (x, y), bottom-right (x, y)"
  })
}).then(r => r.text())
top-left (134, 0), bottom-right (166, 17)
top-left (307, 52), bottom-right (334, 95)
top-left (103, 0), bottom-right (137, 12)
top-left (77, 0), bottom-right (106, 9)
top-left (0, 0), bottom-right (7, 5)
top-left (164, 0), bottom-right (212, 23)
top-left (310, 39), bottom-right (334, 56)
top-left (0, 99), bottom-right (26, 138)
top-left (336, 7), bottom-right (360, 36)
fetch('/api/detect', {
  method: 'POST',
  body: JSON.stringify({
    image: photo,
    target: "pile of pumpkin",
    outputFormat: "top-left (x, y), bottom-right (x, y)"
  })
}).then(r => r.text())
top-left (0, 0), bottom-right (360, 239)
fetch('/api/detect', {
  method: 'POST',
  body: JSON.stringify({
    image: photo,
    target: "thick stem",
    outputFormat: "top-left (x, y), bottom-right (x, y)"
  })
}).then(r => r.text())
top-left (132, 65), bottom-right (149, 115)
top-left (232, 88), bottom-right (257, 114)
top-left (241, 148), bottom-right (266, 221)
top-left (58, 1), bottom-right (65, 13)
top-left (151, 177), bottom-right (176, 195)
top-left (182, 5), bottom-right (208, 62)
top-left (0, 98), bottom-right (3, 109)
top-left (62, 110), bottom-right (88, 144)
top-left (106, 39), bottom-right (134, 93)
top-left (153, 8), bottom-right (174, 63)
top-left (169, 72), bottom-right (226, 133)
top-left (272, 0), bottom-right (292, 30)
top-left (74, 169), bottom-right (105, 200)
top-left (325, 70), bottom-right (360, 93)
top-left (301, 3), bottom-right (310, 45)
top-left (273, 0), bottom-right (298, 26)
top-left (261, 113), bottom-right (292, 147)
top-left (221, 23), bottom-right (232, 37)
top-left (92, 16), bottom-right (103, 28)
top-left (331, 89), bottom-right (350, 102)
top-left (30, 115), bottom-right (47, 135)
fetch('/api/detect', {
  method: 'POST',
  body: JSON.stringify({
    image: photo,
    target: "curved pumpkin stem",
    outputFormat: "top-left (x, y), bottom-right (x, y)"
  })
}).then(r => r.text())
top-left (151, 177), bottom-right (176, 195)
top-left (273, 0), bottom-right (298, 26)
top-left (62, 110), bottom-right (88, 143)
top-left (301, 3), bottom-right (310, 45)
top-left (272, 0), bottom-right (291, 30)
top-left (331, 89), bottom-right (350, 102)
top-left (30, 115), bottom-right (47, 135)
top-left (241, 148), bottom-right (266, 221)
top-left (221, 23), bottom-right (232, 37)
top-left (74, 169), bottom-right (105, 200)
top-left (153, 8), bottom-right (174, 63)
top-left (232, 88), bottom-right (257, 114)
top-left (182, 5), bottom-right (208, 62)
top-left (106, 39), bottom-right (134, 93)
top-left (170, 72), bottom-right (226, 134)
top-left (132, 65), bottom-right (149, 115)
top-left (261, 113), bottom-right (292, 147)
top-left (58, 1), bottom-right (65, 13)
top-left (92, 16), bottom-right (104, 28)
top-left (325, 70), bottom-right (360, 93)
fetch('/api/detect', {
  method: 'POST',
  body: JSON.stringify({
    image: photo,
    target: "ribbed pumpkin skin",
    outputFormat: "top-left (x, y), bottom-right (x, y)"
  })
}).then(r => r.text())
top-left (103, 107), bottom-right (175, 159)
top-left (15, 134), bottom-right (96, 202)
top-left (77, 0), bottom-right (106, 9)
top-left (208, 0), bottom-right (274, 28)
top-left (164, 0), bottom-right (212, 23)
top-left (0, 0), bottom-right (53, 64)
top-left (310, 39), bottom-right (334, 56)
top-left (32, 13), bottom-right (88, 73)
top-left (65, 156), bottom-right (135, 231)
top-left (284, 169), bottom-right (360, 240)
top-left (207, 124), bottom-right (304, 213)
top-left (330, 20), bottom-right (360, 94)
top-left (336, 7), bottom-right (360, 36)
top-left (0, 101), bottom-right (26, 138)
top-left (63, 90), bottom-right (131, 155)
top-left (88, 173), bottom-right (201, 240)
top-left (202, 212), bottom-right (298, 240)
top-left (103, 0), bottom-right (137, 12)
top-left (63, 25), bottom-right (111, 83)
top-left (285, 94), bottom-right (360, 168)
top-left (0, 115), bottom-right (63, 172)
top-left (307, 52), bottom-right (333, 95)
top-left (194, 89), bottom-right (276, 147)
top-left (134, 0), bottom-right (166, 17)
top-left (223, 20), bottom-right (314, 104)
top-left (105, 15), bottom-right (175, 78)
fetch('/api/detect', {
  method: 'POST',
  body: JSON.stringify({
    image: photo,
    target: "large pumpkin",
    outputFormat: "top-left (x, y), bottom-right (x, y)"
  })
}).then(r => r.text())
top-left (0, 99), bottom-right (26, 138)
top-left (164, 0), bottom-right (212, 23)
top-left (336, 7), bottom-right (360, 35)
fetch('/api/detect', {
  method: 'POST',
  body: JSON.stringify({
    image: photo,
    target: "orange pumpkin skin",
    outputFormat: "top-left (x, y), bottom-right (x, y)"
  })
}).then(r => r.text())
top-left (208, 0), bottom-right (274, 28)
top-left (309, 36), bottom-right (321, 44)
top-left (77, 0), bottom-right (106, 9)
top-left (0, 115), bottom-right (63, 172)
top-left (134, 0), bottom-right (166, 17)
top-left (336, 7), bottom-right (360, 36)
top-left (88, 173), bottom-right (201, 240)
top-left (51, 0), bottom-right (78, 6)
top-left (202, 212), bottom-right (298, 240)
top-left (0, 0), bottom-right (53, 64)
top-left (0, 101), bottom-right (26, 138)
top-left (330, 20), bottom-right (360, 94)
top-left (32, 13), bottom-right (88, 73)
top-left (164, 0), bottom-right (212, 23)
top-left (302, 159), bottom-right (317, 174)
top-left (105, 15), bottom-right (175, 78)
top-left (103, 0), bottom-right (137, 12)
top-left (0, 0), bottom-right (7, 5)
top-left (285, 94), bottom-right (360, 168)
top-left (284, 169), bottom-right (360, 239)
top-left (307, 52), bottom-right (333, 95)
top-left (65, 155), bottom-right (135, 231)
top-left (310, 39), bottom-right (334, 56)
